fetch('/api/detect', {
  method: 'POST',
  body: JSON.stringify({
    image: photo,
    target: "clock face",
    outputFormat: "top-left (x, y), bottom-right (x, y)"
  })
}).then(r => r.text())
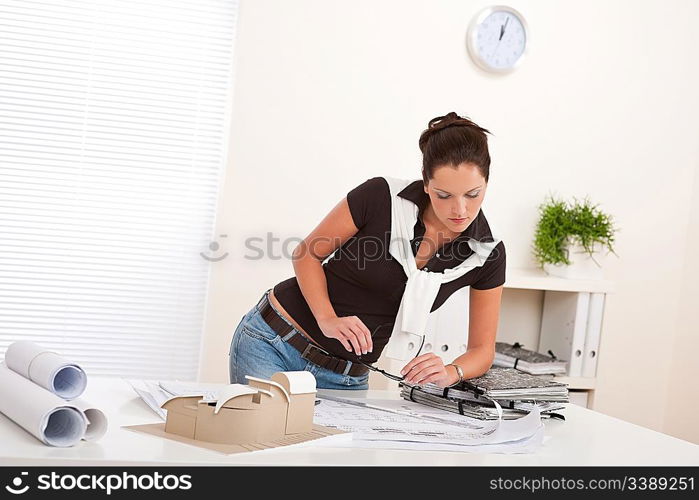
top-left (468, 7), bottom-right (527, 72)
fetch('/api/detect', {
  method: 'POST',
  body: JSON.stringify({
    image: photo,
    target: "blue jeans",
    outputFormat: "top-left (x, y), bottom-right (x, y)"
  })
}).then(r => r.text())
top-left (228, 290), bottom-right (370, 390)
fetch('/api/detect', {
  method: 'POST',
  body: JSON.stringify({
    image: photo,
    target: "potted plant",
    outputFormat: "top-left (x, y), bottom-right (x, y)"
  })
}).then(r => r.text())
top-left (533, 195), bottom-right (619, 280)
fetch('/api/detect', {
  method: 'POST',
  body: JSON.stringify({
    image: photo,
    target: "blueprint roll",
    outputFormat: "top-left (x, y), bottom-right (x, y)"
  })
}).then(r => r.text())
top-left (4, 340), bottom-right (87, 400)
top-left (0, 363), bottom-right (87, 447)
top-left (71, 397), bottom-right (108, 441)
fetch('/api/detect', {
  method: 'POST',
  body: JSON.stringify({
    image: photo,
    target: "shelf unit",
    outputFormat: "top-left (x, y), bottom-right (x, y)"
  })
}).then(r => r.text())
top-left (371, 267), bottom-right (614, 410)
top-left (506, 267), bottom-right (612, 399)
top-left (505, 268), bottom-right (612, 408)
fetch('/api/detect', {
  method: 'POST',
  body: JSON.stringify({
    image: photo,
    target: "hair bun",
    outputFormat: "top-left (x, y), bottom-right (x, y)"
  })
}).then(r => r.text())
top-left (419, 111), bottom-right (491, 154)
top-left (428, 112), bottom-right (480, 131)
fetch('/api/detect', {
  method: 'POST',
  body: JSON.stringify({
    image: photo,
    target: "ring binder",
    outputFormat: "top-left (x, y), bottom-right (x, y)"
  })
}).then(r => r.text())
top-left (494, 341), bottom-right (567, 375)
top-left (399, 369), bottom-right (569, 420)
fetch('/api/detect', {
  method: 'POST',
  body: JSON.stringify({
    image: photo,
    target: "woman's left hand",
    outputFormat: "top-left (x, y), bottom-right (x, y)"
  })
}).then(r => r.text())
top-left (400, 353), bottom-right (457, 387)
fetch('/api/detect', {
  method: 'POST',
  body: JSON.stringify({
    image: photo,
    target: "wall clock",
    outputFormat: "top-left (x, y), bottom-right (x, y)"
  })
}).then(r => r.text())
top-left (466, 5), bottom-right (528, 73)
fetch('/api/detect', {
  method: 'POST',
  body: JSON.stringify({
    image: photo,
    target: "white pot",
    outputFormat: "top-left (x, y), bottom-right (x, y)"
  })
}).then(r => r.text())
top-left (543, 239), bottom-right (607, 280)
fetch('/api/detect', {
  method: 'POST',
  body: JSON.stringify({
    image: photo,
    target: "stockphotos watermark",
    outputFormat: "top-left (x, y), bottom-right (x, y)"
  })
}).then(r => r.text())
top-left (201, 232), bottom-right (502, 269)
top-left (4, 470), bottom-right (192, 495)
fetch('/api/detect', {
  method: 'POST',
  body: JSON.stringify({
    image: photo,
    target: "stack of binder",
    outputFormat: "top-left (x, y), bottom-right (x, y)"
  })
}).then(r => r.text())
top-left (493, 341), bottom-right (568, 375)
top-left (400, 367), bottom-right (568, 420)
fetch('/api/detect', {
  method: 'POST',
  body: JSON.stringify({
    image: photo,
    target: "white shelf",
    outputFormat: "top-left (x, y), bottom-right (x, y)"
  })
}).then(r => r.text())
top-left (504, 267), bottom-right (614, 293)
top-left (497, 269), bottom-right (612, 400)
top-left (552, 375), bottom-right (596, 390)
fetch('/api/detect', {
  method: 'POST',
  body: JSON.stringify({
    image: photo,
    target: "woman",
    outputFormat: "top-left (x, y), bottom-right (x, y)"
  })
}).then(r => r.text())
top-left (228, 112), bottom-right (505, 390)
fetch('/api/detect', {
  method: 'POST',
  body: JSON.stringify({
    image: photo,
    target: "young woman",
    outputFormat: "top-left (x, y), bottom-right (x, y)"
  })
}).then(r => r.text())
top-left (228, 112), bottom-right (505, 390)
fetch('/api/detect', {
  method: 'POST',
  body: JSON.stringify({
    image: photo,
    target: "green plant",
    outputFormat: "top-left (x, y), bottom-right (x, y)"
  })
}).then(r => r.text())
top-left (533, 194), bottom-right (618, 269)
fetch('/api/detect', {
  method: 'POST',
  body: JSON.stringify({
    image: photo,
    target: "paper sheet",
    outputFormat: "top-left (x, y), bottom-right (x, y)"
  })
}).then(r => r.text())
top-left (314, 395), bottom-right (544, 453)
top-left (0, 362), bottom-right (87, 447)
top-left (125, 379), bottom-right (231, 420)
top-left (317, 426), bottom-right (546, 454)
top-left (5, 341), bottom-right (87, 400)
top-left (125, 380), bottom-right (171, 420)
top-left (158, 380), bottom-right (227, 400)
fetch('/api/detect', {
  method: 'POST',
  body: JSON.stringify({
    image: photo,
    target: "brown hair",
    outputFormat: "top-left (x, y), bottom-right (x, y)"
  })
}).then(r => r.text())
top-left (418, 112), bottom-right (492, 185)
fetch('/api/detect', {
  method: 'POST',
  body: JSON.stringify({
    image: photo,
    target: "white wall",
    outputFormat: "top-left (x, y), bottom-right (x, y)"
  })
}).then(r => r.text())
top-left (198, 0), bottom-right (699, 443)
top-left (665, 159), bottom-right (699, 444)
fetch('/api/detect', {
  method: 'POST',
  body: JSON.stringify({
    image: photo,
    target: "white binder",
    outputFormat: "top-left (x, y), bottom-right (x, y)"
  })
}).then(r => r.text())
top-left (537, 291), bottom-right (590, 377)
top-left (582, 293), bottom-right (605, 378)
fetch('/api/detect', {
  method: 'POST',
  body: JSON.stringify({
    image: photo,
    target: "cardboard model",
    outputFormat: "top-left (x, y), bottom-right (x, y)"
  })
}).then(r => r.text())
top-left (162, 371), bottom-right (316, 444)
top-left (124, 371), bottom-right (347, 454)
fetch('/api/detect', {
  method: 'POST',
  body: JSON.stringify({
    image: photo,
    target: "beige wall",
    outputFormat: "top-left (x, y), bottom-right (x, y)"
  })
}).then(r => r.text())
top-left (198, 0), bottom-right (699, 443)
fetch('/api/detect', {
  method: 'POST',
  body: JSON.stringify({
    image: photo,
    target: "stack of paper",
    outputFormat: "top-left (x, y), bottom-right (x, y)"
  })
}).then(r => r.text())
top-left (400, 367), bottom-right (568, 420)
top-left (0, 341), bottom-right (108, 447)
top-left (493, 341), bottom-right (568, 375)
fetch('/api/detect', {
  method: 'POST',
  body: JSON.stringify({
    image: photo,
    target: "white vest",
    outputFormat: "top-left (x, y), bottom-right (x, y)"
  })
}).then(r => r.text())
top-left (382, 176), bottom-right (501, 360)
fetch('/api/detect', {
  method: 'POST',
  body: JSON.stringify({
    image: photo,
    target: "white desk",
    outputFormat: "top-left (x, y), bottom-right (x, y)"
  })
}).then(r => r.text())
top-left (1, 376), bottom-right (698, 466)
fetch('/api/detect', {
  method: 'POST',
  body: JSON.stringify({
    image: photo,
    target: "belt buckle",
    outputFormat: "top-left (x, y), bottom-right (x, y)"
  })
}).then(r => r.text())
top-left (301, 342), bottom-right (330, 360)
top-left (256, 289), bottom-right (271, 311)
top-left (301, 342), bottom-right (355, 376)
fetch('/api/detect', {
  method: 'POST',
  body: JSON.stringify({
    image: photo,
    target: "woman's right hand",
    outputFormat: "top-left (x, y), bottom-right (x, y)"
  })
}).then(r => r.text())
top-left (316, 315), bottom-right (373, 355)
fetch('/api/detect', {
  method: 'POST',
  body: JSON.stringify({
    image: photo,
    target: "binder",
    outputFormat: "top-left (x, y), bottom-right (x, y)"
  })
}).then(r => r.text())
top-left (399, 367), bottom-right (569, 420)
top-left (582, 293), bottom-right (605, 378)
top-left (493, 341), bottom-right (568, 375)
top-left (537, 291), bottom-right (590, 377)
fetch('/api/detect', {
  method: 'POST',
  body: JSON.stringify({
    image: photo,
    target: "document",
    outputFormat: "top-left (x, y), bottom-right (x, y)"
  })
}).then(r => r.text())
top-left (313, 394), bottom-right (544, 453)
top-left (125, 379), bottom-right (229, 420)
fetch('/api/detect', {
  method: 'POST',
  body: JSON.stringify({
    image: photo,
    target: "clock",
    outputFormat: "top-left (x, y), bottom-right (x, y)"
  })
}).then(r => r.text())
top-left (466, 5), bottom-right (528, 73)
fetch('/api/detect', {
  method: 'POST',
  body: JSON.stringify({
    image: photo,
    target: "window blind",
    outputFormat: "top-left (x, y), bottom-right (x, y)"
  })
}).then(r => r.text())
top-left (0, 0), bottom-right (239, 380)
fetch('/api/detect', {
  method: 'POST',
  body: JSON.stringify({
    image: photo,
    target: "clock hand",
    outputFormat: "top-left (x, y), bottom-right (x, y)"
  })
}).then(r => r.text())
top-left (492, 38), bottom-right (502, 60)
top-left (492, 16), bottom-right (512, 61)
top-left (499, 17), bottom-right (510, 41)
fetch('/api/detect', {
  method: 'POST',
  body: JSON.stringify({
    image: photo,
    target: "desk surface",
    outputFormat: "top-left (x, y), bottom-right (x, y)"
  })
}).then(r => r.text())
top-left (1, 376), bottom-right (698, 466)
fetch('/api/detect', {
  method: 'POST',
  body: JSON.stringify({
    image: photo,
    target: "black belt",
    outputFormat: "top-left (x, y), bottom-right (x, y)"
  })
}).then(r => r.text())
top-left (255, 291), bottom-right (369, 377)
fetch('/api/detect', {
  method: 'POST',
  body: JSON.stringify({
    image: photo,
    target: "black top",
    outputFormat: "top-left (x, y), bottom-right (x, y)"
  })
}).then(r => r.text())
top-left (273, 176), bottom-right (506, 364)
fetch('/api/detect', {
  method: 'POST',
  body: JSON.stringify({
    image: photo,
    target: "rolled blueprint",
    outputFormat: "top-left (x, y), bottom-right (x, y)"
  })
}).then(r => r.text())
top-left (71, 397), bottom-right (108, 441)
top-left (5, 340), bottom-right (87, 400)
top-left (0, 363), bottom-right (87, 447)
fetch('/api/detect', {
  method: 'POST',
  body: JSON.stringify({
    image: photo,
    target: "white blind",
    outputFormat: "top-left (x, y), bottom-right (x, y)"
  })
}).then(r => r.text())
top-left (0, 0), bottom-right (238, 380)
